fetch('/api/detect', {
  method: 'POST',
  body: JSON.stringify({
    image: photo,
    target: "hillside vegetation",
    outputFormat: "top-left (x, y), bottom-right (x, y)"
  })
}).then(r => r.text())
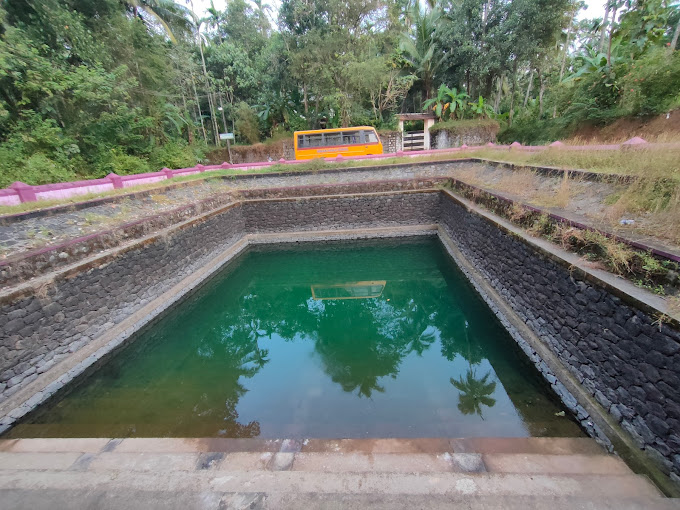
top-left (0, 0), bottom-right (679, 188)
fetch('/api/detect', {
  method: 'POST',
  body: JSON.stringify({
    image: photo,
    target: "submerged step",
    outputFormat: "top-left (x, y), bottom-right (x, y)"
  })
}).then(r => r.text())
top-left (284, 452), bottom-right (486, 473)
top-left (302, 437), bottom-right (605, 456)
top-left (0, 436), bottom-right (606, 456)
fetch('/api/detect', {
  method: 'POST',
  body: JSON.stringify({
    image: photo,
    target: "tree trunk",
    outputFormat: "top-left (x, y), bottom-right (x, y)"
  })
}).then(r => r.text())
top-left (198, 35), bottom-right (220, 146)
top-left (538, 71), bottom-right (546, 118)
top-left (303, 84), bottom-right (309, 114)
top-left (508, 63), bottom-right (517, 126)
top-left (191, 73), bottom-right (207, 143)
top-left (607, 6), bottom-right (617, 68)
top-left (218, 93), bottom-right (232, 164)
top-left (670, 16), bottom-right (680, 52)
top-left (599, 3), bottom-right (610, 53)
top-left (523, 68), bottom-right (534, 108)
top-left (559, 12), bottom-right (574, 81)
top-left (181, 92), bottom-right (193, 144)
top-left (494, 74), bottom-right (503, 113)
top-left (314, 95), bottom-right (320, 124)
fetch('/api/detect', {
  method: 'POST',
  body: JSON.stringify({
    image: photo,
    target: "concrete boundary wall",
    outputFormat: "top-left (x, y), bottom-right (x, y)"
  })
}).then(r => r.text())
top-left (0, 187), bottom-right (678, 492)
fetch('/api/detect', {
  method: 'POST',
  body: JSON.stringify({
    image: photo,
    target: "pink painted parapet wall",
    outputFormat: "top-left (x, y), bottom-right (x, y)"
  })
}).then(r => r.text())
top-left (1, 137), bottom-right (678, 206)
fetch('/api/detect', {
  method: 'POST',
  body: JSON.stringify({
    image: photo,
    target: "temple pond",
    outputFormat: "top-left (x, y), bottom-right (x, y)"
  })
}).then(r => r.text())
top-left (6, 237), bottom-right (583, 439)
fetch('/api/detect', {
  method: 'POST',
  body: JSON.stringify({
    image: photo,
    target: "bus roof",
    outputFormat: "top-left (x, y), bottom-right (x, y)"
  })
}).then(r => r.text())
top-left (293, 126), bottom-right (377, 135)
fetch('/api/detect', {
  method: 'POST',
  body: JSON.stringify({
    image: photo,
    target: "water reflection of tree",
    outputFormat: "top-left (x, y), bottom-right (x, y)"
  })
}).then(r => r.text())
top-left (227, 276), bottom-right (482, 399)
top-left (176, 316), bottom-right (271, 437)
top-left (447, 319), bottom-right (497, 419)
top-left (450, 369), bottom-right (497, 419)
top-left (183, 240), bottom-right (494, 418)
top-left (312, 299), bottom-right (406, 397)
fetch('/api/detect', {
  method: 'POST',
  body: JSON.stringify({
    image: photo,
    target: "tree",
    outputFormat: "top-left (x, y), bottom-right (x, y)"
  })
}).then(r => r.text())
top-left (399, 1), bottom-right (442, 101)
top-left (122, 0), bottom-right (195, 42)
top-left (468, 96), bottom-right (495, 118)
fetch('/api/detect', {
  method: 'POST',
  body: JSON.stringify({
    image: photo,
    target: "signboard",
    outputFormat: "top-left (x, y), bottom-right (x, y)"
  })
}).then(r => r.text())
top-left (219, 133), bottom-right (234, 140)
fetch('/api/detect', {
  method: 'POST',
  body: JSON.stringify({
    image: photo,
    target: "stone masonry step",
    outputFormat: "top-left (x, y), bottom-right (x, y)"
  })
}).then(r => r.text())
top-left (0, 450), bottom-right (638, 476)
top-left (0, 437), bottom-right (675, 509)
top-left (0, 436), bottom-right (607, 455)
top-left (0, 469), bottom-right (664, 499)
top-left (1, 490), bottom-right (680, 510)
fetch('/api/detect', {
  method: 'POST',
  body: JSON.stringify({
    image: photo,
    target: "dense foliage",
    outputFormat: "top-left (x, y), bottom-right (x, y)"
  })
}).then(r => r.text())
top-left (498, 0), bottom-right (680, 143)
top-left (0, 0), bottom-right (678, 186)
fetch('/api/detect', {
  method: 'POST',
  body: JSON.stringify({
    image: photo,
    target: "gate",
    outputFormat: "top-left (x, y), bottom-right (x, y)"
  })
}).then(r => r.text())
top-left (403, 131), bottom-right (425, 151)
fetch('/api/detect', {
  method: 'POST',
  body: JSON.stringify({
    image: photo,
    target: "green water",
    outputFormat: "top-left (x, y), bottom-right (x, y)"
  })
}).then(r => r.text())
top-left (7, 237), bottom-right (583, 439)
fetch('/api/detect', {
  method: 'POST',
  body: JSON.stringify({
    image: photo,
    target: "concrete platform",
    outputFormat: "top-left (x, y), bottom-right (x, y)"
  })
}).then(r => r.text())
top-left (0, 437), bottom-right (677, 509)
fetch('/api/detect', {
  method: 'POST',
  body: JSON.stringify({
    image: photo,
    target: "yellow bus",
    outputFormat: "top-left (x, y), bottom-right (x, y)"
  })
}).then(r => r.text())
top-left (293, 127), bottom-right (383, 160)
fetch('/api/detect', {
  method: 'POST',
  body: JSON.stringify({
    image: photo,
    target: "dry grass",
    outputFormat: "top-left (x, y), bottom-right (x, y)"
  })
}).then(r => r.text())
top-left (531, 173), bottom-right (573, 209)
top-left (149, 193), bottom-right (175, 206)
top-left (495, 169), bottom-right (540, 200)
top-left (517, 146), bottom-right (680, 179)
top-left (2, 145), bottom-right (678, 246)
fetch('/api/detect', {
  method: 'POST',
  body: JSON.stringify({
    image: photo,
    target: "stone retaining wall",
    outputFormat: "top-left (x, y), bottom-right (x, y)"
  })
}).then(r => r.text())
top-left (1, 185), bottom-right (679, 486)
top-left (431, 126), bottom-right (498, 149)
top-left (378, 131), bottom-right (402, 153)
top-left (439, 192), bottom-right (680, 480)
top-left (243, 191), bottom-right (440, 234)
top-left (0, 191), bottom-right (439, 404)
top-left (0, 204), bottom-right (245, 402)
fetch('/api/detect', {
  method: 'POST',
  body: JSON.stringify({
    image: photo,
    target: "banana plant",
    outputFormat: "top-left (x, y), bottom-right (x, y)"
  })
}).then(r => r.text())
top-left (567, 43), bottom-right (623, 82)
top-left (423, 84), bottom-right (469, 120)
top-left (467, 96), bottom-right (494, 119)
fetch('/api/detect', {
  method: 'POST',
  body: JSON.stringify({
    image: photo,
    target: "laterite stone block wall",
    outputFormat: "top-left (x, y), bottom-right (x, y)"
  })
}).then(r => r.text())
top-left (0, 191), bottom-right (441, 404)
top-left (440, 192), bottom-right (680, 479)
top-left (243, 191), bottom-right (440, 234)
top-left (0, 204), bottom-right (245, 402)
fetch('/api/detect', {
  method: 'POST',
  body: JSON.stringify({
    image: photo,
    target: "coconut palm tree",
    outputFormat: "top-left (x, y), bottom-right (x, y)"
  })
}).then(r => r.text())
top-left (203, 1), bottom-right (224, 43)
top-left (123, 0), bottom-right (194, 43)
top-left (399, 1), bottom-right (442, 100)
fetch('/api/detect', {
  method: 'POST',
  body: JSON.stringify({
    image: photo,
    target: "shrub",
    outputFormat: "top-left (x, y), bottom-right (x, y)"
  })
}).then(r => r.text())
top-left (148, 140), bottom-right (203, 170)
top-left (0, 151), bottom-right (76, 188)
top-left (96, 148), bottom-right (151, 176)
top-left (234, 102), bottom-right (261, 144)
top-left (619, 48), bottom-right (680, 116)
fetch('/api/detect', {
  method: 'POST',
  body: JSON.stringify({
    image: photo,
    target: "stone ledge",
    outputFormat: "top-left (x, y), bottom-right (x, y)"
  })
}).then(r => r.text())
top-left (440, 190), bottom-right (679, 325)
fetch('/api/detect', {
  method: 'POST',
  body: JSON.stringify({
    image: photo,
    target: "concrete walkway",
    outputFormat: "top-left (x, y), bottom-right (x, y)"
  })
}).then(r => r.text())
top-left (0, 437), bottom-right (678, 509)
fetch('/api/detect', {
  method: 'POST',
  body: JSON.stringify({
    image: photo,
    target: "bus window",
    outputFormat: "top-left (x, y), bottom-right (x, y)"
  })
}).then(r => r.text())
top-left (301, 134), bottom-right (323, 147)
top-left (325, 132), bottom-right (342, 146)
top-left (365, 130), bottom-right (378, 143)
top-left (342, 130), bottom-right (361, 144)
